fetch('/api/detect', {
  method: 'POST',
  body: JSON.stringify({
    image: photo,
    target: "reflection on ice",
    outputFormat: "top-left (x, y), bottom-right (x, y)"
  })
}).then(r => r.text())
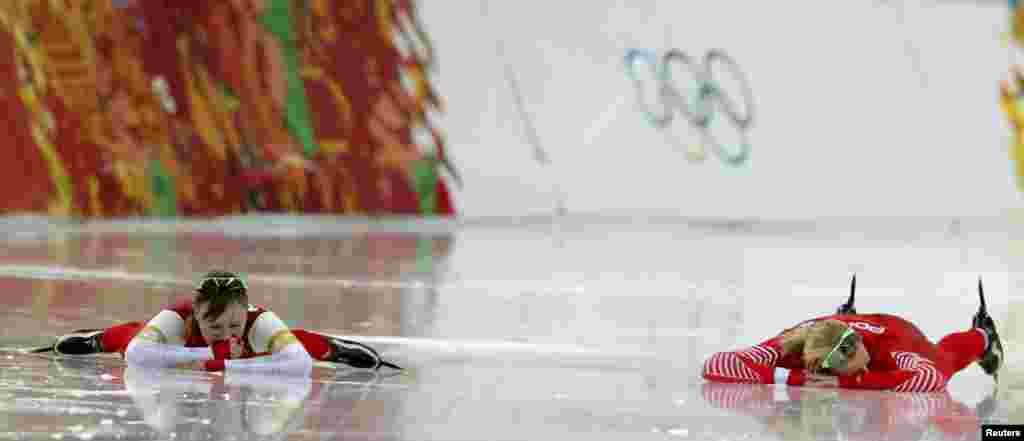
top-left (701, 382), bottom-right (997, 441)
top-left (123, 367), bottom-right (313, 440)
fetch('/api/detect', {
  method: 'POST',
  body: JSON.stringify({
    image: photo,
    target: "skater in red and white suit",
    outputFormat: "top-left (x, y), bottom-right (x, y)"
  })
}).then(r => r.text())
top-left (702, 278), bottom-right (1004, 392)
top-left (44, 271), bottom-right (401, 376)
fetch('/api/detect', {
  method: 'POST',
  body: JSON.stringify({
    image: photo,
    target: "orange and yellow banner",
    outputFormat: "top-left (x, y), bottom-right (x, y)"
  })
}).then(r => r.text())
top-left (0, 0), bottom-right (455, 217)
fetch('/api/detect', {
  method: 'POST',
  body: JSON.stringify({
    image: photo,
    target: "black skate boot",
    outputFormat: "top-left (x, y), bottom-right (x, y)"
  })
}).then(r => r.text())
top-left (325, 336), bottom-right (402, 371)
top-left (53, 329), bottom-right (104, 355)
top-left (836, 274), bottom-right (858, 315)
top-left (973, 278), bottom-right (1003, 381)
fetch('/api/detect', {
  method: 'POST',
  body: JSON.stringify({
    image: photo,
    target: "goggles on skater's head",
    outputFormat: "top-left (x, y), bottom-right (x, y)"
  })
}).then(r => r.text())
top-left (196, 273), bottom-right (248, 295)
top-left (821, 328), bottom-right (861, 371)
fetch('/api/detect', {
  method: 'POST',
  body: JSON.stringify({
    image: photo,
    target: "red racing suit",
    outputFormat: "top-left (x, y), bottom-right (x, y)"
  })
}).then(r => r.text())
top-left (702, 314), bottom-right (986, 392)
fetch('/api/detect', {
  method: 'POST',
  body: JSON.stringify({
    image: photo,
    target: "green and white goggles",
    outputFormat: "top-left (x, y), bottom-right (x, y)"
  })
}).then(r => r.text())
top-left (820, 328), bottom-right (862, 371)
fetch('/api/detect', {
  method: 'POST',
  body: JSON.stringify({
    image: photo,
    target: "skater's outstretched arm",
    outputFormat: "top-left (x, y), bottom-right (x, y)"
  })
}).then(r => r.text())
top-left (124, 310), bottom-right (217, 367)
top-left (703, 337), bottom-right (785, 384)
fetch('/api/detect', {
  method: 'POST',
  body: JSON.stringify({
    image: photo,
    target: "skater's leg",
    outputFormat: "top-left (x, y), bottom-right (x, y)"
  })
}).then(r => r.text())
top-left (291, 329), bottom-right (332, 361)
top-left (936, 329), bottom-right (988, 375)
top-left (290, 329), bottom-right (399, 370)
top-left (100, 322), bottom-right (147, 353)
top-left (54, 322), bottom-right (145, 355)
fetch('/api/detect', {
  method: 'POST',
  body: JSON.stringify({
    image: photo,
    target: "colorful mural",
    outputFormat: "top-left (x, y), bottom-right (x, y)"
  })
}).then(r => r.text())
top-left (1004, 1), bottom-right (1024, 192)
top-left (0, 0), bottom-right (456, 218)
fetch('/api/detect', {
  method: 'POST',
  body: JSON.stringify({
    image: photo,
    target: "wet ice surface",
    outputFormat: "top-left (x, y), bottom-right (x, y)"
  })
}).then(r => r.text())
top-left (0, 215), bottom-right (1021, 440)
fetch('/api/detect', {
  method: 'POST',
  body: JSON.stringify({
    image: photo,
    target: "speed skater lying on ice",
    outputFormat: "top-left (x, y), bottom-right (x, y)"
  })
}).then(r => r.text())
top-left (33, 271), bottom-right (402, 376)
top-left (702, 275), bottom-right (1003, 392)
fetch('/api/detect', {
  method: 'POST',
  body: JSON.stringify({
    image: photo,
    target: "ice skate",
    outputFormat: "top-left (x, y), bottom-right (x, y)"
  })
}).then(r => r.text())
top-left (53, 329), bottom-right (105, 355)
top-left (973, 278), bottom-right (1003, 382)
top-left (325, 336), bottom-right (401, 371)
top-left (836, 274), bottom-right (857, 315)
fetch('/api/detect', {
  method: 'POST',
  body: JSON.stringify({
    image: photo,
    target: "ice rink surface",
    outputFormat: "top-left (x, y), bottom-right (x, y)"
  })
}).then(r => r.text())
top-left (0, 215), bottom-right (1021, 440)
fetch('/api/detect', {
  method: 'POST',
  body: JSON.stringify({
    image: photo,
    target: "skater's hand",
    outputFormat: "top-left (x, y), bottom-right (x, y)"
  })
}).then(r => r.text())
top-left (227, 337), bottom-right (244, 358)
top-left (805, 373), bottom-right (839, 388)
top-left (212, 337), bottom-right (245, 360)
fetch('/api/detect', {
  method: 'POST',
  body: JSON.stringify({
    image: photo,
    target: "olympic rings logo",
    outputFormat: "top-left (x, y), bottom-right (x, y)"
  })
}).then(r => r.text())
top-left (624, 49), bottom-right (756, 166)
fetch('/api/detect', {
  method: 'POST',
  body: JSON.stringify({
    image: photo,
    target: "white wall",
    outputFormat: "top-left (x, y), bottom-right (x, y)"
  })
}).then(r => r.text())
top-left (424, 0), bottom-right (1021, 219)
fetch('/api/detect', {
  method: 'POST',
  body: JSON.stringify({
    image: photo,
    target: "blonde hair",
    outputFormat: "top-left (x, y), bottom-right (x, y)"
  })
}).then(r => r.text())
top-left (780, 319), bottom-right (851, 373)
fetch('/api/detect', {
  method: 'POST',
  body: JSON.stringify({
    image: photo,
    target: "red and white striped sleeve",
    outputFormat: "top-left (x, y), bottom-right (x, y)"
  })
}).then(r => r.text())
top-left (702, 339), bottom-right (784, 384)
top-left (890, 352), bottom-right (947, 392)
top-left (838, 351), bottom-right (947, 392)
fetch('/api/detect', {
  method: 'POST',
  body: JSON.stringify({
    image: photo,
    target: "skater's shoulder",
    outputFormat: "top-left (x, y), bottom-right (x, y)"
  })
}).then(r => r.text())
top-left (246, 303), bottom-right (268, 312)
top-left (163, 297), bottom-right (195, 317)
top-left (245, 303), bottom-right (270, 320)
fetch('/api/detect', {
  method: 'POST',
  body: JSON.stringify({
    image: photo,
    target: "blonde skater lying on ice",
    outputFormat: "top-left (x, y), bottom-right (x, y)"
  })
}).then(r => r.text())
top-left (702, 276), bottom-right (1003, 392)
